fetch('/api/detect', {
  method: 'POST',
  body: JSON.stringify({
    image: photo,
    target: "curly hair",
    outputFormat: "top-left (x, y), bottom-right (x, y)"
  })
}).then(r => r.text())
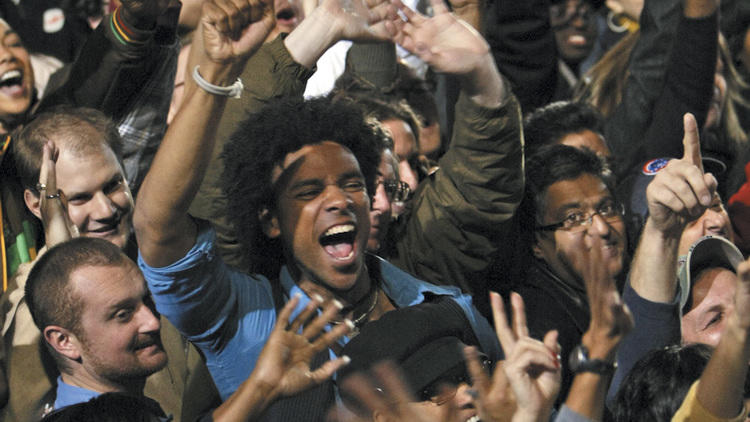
top-left (221, 97), bottom-right (383, 277)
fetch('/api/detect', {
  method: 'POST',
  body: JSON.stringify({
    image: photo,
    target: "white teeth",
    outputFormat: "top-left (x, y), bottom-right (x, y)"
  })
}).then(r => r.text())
top-left (0, 70), bottom-right (21, 82)
top-left (323, 224), bottom-right (355, 237)
top-left (466, 416), bottom-right (480, 422)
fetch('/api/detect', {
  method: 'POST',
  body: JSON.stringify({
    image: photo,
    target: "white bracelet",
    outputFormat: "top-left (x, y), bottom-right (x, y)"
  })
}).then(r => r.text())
top-left (192, 65), bottom-right (244, 99)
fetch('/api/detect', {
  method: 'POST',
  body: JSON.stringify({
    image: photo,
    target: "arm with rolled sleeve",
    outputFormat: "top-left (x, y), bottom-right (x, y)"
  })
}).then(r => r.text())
top-left (139, 222), bottom-right (278, 400)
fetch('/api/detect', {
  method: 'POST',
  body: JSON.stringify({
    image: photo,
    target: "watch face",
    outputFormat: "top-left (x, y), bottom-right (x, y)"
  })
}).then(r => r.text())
top-left (569, 344), bottom-right (615, 375)
top-left (569, 344), bottom-right (588, 371)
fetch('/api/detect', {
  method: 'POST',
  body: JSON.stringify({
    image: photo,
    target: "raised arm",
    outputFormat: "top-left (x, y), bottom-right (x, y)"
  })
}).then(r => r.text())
top-left (393, 0), bottom-right (503, 107)
top-left (283, 0), bottom-right (396, 68)
top-left (134, 0), bottom-right (275, 267)
top-left (630, 113), bottom-right (717, 303)
top-left (38, 0), bottom-right (174, 121)
top-left (388, 0), bottom-right (520, 308)
top-left (187, 0), bottom-right (397, 270)
top-left (641, 0), bottom-right (719, 160)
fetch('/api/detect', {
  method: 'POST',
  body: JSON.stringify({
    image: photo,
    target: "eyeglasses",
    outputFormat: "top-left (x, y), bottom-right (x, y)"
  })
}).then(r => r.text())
top-left (537, 201), bottom-right (625, 232)
top-left (377, 179), bottom-right (411, 202)
top-left (417, 358), bottom-right (492, 405)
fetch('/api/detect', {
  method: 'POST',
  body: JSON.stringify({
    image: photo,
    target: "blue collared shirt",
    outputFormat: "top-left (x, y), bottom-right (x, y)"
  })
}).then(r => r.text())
top-left (52, 377), bottom-right (172, 421)
top-left (140, 223), bottom-right (500, 400)
top-left (54, 378), bottom-right (100, 410)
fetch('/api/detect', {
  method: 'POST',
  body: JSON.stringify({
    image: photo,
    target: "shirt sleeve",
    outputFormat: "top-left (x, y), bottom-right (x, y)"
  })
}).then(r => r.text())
top-left (672, 381), bottom-right (748, 422)
top-left (554, 405), bottom-right (595, 422)
top-left (139, 221), bottom-right (278, 400)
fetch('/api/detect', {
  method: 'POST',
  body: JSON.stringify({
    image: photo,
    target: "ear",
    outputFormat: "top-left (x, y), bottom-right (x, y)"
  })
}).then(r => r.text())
top-left (24, 188), bottom-right (42, 220)
top-left (43, 326), bottom-right (81, 361)
top-left (259, 208), bottom-right (280, 239)
top-left (532, 232), bottom-right (546, 260)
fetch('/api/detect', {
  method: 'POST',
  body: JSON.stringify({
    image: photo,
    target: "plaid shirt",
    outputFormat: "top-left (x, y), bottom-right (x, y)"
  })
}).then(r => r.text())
top-left (118, 38), bottom-right (179, 195)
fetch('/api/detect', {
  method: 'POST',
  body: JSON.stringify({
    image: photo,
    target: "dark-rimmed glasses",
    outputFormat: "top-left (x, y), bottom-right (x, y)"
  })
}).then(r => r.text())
top-left (537, 201), bottom-right (625, 233)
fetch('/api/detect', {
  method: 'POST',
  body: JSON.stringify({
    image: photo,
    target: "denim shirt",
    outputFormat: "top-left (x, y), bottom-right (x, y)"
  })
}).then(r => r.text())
top-left (139, 222), bottom-right (500, 400)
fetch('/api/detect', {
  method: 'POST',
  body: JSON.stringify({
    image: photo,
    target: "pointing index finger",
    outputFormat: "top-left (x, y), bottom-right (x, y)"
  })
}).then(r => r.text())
top-left (681, 113), bottom-right (703, 172)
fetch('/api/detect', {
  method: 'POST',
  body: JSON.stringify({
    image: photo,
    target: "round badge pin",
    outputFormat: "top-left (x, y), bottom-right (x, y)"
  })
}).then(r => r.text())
top-left (642, 158), bottom-right (669, 176)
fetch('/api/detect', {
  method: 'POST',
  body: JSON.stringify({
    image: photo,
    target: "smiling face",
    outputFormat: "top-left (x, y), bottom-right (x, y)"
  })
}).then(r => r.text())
top-left (549, 0), bottom-right (598, 66)
top-left (0, 19), bottom-right (34, 131)
top-left (534, 173), bottom-right (626, 285)
top-left (268, 141), bottom-right (371, 299)
top-left (54, 144), bottom-right (134, 249)
top-left (682, 267), bottom-right (737, 346)
top-left (71, 263), bottom-right (167, 388)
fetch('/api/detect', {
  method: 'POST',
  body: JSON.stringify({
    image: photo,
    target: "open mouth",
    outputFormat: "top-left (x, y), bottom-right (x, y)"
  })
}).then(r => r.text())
top-left (0, 70), bottom-right (24, 96)
top-left (320, 224), bottom-right (356, 261)
top-left (276, 8), bottom-right (295, 20)
top-left (275, 7), bottom-right (297, 27)
top-left (567, 34), bottom-right (588, 46)
top-left (466, 416), bottom-right (480, 422)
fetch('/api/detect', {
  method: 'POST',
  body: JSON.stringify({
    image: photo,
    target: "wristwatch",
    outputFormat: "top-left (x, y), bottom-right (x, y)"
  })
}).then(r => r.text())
top-left (568, 344), bottom-right (617, 376)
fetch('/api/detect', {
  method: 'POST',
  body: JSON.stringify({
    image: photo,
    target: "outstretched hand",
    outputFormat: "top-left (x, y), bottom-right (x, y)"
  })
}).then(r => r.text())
top-left (38, 141), bottom-right (78, 248)
top-left (646, 113), bottom-right (718, 236)
top-left (466, 292), bottom-right (560, 422)
top-left (390, 0), bottom-right (489, 74)
top-left (250, 294), bottom-right (353, 398)
top-left (202, 0), bottom-right (276, 64)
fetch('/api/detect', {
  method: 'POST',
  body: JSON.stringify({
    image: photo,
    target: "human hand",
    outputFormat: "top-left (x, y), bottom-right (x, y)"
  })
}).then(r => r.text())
top-left (645, 113), bottom-right (718, 237)
top-left (391, 0), bottom-right (489, 74)
top-left (333, 361), bottom-right (458, 422)
top-left (472, 292), bottom-right (560, 422)
top-left (464, 346), bottom-right (516, 422)
top-left (577, 235), bottom-right (633, 362)
top-left (37, 141), bottom-right (78, 248)
top-left (317, 0), bottom-right (397, 42)
top-left (250, 294), bottom-right (353, 399)
top-left (201, 0), bottom-right (276, 64)
top-left (119, 0), bottom-right (171, 29)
